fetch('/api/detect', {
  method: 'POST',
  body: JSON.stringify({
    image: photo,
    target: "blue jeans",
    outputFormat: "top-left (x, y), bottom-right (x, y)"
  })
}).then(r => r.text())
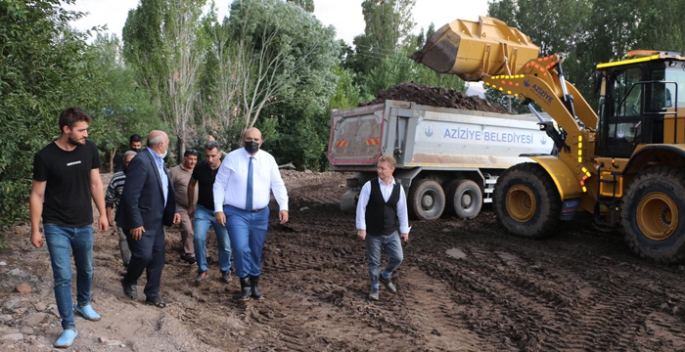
top-left (224, 205), bottom-right (269, 278)
top-left (194, 205), bottom-right (231, 273)
top-left (365, 231), bottom-right (403, 290)
top-left (44, 224), bottom-right (94, 330)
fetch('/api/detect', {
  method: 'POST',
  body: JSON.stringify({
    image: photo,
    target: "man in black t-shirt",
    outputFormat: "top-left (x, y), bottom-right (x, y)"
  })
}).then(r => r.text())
top-left (187, 141), bottom-right (232, 285)
top-left (30, 107), bottom-right (109, 348)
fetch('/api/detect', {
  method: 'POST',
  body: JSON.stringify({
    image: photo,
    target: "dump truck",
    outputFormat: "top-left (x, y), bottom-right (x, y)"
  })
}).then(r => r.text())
top-left (328, 100), bottom-right (554, 220)
top-left (412, 16), bottom-right (685, 263)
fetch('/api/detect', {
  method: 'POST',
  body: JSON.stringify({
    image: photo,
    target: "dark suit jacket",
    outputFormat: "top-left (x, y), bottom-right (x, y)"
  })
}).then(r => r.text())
top-left (116, 149), bottom-right (176, 231)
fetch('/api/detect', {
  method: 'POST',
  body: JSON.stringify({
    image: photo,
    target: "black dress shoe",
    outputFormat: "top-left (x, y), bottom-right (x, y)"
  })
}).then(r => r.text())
top-left (121, 279), bottom-right (137, 300)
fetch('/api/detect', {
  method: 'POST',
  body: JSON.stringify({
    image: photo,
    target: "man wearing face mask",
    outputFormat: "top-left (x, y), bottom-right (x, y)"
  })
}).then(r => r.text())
top-left (213, 127), bottom-right (289, 301)
top-left (116, 130), bottom-right (181, 308)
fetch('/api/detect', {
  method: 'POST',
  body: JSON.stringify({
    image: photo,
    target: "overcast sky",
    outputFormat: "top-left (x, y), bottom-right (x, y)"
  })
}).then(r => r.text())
top-left (64, 0), bottom-right (490, 45)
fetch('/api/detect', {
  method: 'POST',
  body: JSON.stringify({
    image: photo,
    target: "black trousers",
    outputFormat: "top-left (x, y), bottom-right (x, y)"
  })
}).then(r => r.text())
top-left (123, 224), bottom-right (166, 299)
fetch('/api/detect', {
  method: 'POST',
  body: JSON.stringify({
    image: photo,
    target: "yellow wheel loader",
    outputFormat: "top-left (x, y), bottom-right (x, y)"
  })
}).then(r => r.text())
top-left (413, 16), bottom-right (685, 263)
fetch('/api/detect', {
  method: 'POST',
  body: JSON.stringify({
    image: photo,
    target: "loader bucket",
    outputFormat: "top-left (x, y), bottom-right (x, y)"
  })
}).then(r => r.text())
top-left (411, 16), bottom-right (540, 81)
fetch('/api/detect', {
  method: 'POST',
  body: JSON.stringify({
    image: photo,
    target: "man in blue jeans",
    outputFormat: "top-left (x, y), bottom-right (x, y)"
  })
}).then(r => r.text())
top-left (188, 141), bottom-right (232, 285)
top-left (355, 155), bottom-right (410, 301)
top-left (213, 128), bottom-right (289, 301)
top-left (30, 107), bottom-right (109, 348)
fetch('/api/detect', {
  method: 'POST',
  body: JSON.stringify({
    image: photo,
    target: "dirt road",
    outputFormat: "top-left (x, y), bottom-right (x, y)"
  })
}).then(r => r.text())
top-left (2, 170), bottom-right (685, 351)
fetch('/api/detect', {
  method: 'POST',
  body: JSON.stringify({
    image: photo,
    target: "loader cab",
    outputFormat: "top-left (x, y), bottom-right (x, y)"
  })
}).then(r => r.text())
top-left (596, 51), bottom-right (684, 158)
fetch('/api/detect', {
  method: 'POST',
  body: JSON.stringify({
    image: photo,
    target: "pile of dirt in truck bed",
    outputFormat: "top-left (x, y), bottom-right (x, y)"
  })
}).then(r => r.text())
top-left (361, 81), bottom-right (508, 113)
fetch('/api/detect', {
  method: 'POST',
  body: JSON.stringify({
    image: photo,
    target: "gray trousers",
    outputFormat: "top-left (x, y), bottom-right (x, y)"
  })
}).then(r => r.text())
top-left (365, 231), bottom-right (403, 290)
top-left (117, 227), bottom-right (132, 267)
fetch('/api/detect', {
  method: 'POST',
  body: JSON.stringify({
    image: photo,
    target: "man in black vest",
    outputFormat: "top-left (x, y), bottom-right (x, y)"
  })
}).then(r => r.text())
top-left (355, 155), bottom-right (410, 301)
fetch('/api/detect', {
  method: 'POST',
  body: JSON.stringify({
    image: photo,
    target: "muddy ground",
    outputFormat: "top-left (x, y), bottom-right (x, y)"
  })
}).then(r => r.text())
top-left (2, 170), bottom-right (685, 351)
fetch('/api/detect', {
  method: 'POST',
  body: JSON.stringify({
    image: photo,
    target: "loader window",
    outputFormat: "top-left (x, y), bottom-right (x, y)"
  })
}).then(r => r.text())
top-left (613, 68), bottom-right (643, 117)
top-left (602, 66), bottom-right (644, 158)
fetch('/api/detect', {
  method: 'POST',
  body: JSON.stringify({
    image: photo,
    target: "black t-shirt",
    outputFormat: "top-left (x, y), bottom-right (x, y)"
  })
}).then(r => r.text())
top-left (33, 140), bottom-right (100, 227)
top-left (191, 160), bottom-right (219, 210)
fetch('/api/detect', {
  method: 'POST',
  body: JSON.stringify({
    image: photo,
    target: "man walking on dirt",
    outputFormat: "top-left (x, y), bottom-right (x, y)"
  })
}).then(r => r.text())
top-left (189, 141), bottom-right (233, 285)
top-left (356, 155), bottom-right (410, 301)
top-left (168, 148), bottom-right (199, 265)
top-left (116, 130), bottom-right (180, 308)
top-left (30, 106), bottom-right (109, 348)
top-left (214, 127), bottom-right (289, 301)
top-left (105, 150), bottom-right (137, 270)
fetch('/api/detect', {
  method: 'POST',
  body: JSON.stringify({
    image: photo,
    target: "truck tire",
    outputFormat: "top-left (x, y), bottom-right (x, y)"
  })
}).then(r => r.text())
top-left (493, 163), bottom-right (561, 238)
top-left (621, 166), bottom-right (685, 264)
top-left (446, 179), bottom-right (482, 219)
top-left (408, 179), bottom-right (445, 221)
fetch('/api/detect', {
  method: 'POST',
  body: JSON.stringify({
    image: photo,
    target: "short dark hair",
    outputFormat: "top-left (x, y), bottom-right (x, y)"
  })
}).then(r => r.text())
top-left (59, 107), bottom-right (92, 133)
top-left (184, 149), bottom-right (198, 157)
top-left (204, 140), bottom-right (221, 152)
top-left (129, 134), bottom-right (142, 143)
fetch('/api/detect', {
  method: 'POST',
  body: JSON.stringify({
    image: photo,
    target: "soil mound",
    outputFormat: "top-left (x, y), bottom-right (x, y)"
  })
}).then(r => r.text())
top-left (360, 81), bottom-right (508, 114)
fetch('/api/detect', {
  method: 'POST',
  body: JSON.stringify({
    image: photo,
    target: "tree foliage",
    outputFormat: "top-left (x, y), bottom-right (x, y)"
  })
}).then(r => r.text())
top-left (123, 0), bottom-right (208, 162)
top-left (0, 0), bottom-right (100, 233)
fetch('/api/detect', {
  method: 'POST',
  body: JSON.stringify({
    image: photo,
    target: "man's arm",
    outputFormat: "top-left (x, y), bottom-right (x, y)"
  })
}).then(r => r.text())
top-left (187, 178), bottom-right (197, 217)
top-left (213, 159), bottom-right (231, 226)
top-left (397, 186), bottom-right (410, 242)
top-left (355, 182), bottom-right (371, 240)
top-left (121, 155), bottom-right (147, 231)
top-left (269, 157), bottom-right (289, 224)
top-left (90, 168), bottom-right (109, 232)
top-left (29, 180), bottom-right (46, 248)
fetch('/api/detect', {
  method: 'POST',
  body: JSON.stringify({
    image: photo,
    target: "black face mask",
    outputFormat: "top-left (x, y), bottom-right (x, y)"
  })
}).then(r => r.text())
top-left (244, 141), bottom-right (259, 154)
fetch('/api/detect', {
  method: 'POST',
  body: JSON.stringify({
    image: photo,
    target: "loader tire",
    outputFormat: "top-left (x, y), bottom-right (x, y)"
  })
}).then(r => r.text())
top-left (446, 179), bottom-right (483, 219)
top-left (408, 179), bottom-right (445, 221)
top-left (621, 166), bottom-right (685, 264)
top-left (493, 163), bottom-right (561, 238)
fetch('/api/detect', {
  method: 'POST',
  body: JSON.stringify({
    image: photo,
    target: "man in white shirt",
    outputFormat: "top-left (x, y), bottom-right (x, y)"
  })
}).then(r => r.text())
top-left (356, 155), bottom-right (410, 301)
top-left (214, 127), bottom-right (289, 301)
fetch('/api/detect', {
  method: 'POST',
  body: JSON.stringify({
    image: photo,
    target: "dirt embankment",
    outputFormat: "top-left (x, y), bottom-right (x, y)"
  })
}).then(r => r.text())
top-left (2, 170), bottom-right (685, 351)
top-left (360, 81), bottom-right (508, 114)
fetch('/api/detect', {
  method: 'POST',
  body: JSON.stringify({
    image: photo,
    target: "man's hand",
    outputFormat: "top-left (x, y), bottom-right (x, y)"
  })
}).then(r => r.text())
top-left (173, 213), bottom-right (181, 226)
top-left (98, 216), bottom-right (109, 232)
top-left (400, 233), bottom-right (409, 242)
top-left (357, 229), bottom-right (366, 241)
top-left (279, 210), bottom-right (289, 224)
top-left (130, 226), bottom-right (145, 241)
top-left (30, 229), bottom-right (43, 248)
top-left (188, 206), bottom-right (195, 218)
top-left (215, 211), bottom-right (226, 226)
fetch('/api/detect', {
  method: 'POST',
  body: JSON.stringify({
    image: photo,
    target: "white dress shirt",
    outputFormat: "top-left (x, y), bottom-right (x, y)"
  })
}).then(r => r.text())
top-left (355, 178), bottom-right (410, 234)
top-left (213, 148), bottom-right (288, 213)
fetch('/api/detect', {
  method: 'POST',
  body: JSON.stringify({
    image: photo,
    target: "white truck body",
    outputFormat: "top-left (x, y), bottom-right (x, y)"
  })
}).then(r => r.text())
top-left (328, 100), bottom-right (554, 220)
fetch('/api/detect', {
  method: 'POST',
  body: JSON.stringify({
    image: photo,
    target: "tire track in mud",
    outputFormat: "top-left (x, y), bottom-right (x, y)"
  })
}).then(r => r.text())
top-left (409, 217), bottom-right (685, 351)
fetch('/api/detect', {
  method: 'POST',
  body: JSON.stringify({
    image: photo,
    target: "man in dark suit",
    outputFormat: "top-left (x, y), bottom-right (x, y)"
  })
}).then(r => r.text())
top-left (116, 130), bottom-right (180, 308)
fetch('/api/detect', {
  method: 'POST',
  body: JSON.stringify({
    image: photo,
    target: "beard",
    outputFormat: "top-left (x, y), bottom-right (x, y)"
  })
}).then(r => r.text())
top-left (67, 135), bottom-right (86, 146)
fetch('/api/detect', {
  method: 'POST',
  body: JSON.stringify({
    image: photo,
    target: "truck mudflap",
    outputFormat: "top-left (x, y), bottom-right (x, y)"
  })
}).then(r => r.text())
top-left (560, 198), bottom-right (580, 221)
top-left (528, 155), bottom-right (583, 201)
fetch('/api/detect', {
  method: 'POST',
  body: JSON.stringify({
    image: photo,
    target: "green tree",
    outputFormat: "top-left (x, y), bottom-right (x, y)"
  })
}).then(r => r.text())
top-left (286, 0), bottom-right (314, 12)
top-left (0, 0), bottom-right (100, 237)
top-left (226, 0), bottom-right (339, 131)
top-left (87, 34), bottom-right (164, 172)
top-left (346, 0), bottom-right (416, 78)
top-left (123, 0), bottom-right (209, 162)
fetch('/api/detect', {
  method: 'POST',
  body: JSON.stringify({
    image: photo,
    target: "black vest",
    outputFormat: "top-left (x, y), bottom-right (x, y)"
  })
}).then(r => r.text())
top-left (365, 178), bottom-right (401, 236)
